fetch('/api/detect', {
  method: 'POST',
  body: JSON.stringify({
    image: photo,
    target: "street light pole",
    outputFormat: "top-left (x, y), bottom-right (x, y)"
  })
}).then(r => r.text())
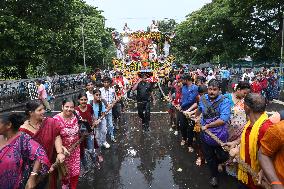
top-left (281, 12), bottom-right (284, 68)
top-left (81, 22), bottom-right (87, 72)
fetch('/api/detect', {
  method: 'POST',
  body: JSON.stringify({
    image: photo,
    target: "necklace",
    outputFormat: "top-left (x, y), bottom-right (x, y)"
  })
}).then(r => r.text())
top-left (28, 120), bottom-right (39, 130)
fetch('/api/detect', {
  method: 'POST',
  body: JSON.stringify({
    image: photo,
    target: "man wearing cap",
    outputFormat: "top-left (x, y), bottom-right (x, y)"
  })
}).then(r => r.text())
top-left (132, 73), bottom-right (156, 131)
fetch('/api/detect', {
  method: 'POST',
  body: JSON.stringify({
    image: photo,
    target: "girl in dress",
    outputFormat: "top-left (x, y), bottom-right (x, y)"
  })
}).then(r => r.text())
top-left (54, 98), bottom-right (80, 189)
top-left (75, 93), bottom-right (103, 171)
top-left (92, 89), bottom-right (108, 149)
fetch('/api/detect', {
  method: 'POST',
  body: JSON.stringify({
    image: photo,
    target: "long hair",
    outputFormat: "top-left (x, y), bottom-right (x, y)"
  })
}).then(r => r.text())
top-left (0, 113), bottom-right (24, 132)
top-left (25, 100), bottom-right (42, 118)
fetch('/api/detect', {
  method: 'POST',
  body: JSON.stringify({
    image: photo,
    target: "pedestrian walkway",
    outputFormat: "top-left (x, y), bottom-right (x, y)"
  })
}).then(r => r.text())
top-left (78, 112), bottom-right (238, 189)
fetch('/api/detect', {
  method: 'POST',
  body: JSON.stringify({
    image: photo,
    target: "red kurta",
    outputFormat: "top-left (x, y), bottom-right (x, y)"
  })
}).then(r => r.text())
top-left (244, 119), bottom-right (272, 189)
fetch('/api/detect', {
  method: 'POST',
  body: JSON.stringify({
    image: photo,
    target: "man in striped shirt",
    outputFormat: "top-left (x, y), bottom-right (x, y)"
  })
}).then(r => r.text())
top-left (100, 77), bottom-right (117, 143)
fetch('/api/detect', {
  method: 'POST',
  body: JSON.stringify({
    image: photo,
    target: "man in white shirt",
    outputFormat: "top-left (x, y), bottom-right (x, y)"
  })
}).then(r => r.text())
top-left (249, 69), bottom-right (255, 80)
top-left (206, 70), bottom-right (216, 83)
top-left (100, 77), bottom-right (117, 142)
top-left (242, 69), bottom-right (251, 83)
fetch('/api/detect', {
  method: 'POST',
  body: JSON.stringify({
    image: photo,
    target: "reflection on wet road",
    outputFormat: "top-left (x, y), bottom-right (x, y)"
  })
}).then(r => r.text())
top-left (78, 101), bottom-right (238, 189)
top-left (47, 94), bottom-right (283, 189)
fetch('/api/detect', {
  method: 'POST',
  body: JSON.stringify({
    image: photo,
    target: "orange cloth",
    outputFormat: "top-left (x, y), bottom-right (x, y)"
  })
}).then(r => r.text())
top-left (260, 120), bottom-right (284, 183)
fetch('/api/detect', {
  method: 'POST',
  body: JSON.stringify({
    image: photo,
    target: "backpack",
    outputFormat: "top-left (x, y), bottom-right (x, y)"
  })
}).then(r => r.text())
top-left (201, 95), bottom-right (229, 146)
top-left (202, 95), bottom-right (225, 120)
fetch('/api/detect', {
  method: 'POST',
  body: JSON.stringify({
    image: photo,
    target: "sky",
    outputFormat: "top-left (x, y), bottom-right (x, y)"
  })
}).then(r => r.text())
top-left (85, 0), bottom-right (212, 32)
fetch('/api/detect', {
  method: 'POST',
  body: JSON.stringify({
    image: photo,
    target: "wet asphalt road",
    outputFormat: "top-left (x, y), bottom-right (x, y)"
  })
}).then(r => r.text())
top-left (75, 96), bottom-right (284, 189)
top-left (8, 89), bottom-right (283, 189)
top-left (8, 90), bottom-right (284, 189)
top-left (76, 99), bottom-right (239, 189)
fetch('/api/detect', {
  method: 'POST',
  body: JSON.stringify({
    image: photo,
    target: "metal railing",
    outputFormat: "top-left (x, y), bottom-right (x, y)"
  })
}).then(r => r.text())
top-left (0, 73), bottom-right (87, 112)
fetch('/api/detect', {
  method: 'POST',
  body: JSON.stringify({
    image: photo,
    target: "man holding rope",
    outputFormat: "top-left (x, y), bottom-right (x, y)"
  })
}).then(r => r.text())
top-left (226, 93), bottom-right (273, 189)
top-left (195, 79), bottom-right (231, 187)
top-left (179, 74), bottom-right (198, 152)
top-left (259, 118), bottom-right (284, 189)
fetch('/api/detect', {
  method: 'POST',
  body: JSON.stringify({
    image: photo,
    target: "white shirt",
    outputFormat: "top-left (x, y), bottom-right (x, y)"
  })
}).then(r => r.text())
top-left (86, 91), bottom-right (94, 104)
top-left (206, 75), bottom-right (216, 82)
top-left (100, 87), bottom-right (116, 104)
top-left (249, 71), bottom-right (255, 79)
top-left (242, 73), bottom-right (250, 81)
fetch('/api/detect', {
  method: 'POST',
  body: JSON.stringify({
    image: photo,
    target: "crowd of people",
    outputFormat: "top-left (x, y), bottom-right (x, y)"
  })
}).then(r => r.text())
top-left (163, 68), bottom-right (283, 189)
top-left (0, 67), bottom-right (283, 189)
top-left (0, 69), bottom-right (129, 189)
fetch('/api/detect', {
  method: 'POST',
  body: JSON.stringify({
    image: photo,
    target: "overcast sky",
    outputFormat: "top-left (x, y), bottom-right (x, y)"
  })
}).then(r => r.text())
top-left (84, 0), bottom-right (212, 31)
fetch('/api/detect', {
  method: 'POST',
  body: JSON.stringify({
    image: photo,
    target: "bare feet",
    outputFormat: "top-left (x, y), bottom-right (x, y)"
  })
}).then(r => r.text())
top-left (98, 155), bottom-right (104, 163)
top-left (196, 157), bottom-right (202, 166)
top-left (188, 147), bottom-right (194, 153)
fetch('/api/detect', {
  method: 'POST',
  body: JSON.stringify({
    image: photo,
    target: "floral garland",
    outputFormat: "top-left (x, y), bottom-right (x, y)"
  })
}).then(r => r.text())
top-left (121, 32), bottom-right (162, 41)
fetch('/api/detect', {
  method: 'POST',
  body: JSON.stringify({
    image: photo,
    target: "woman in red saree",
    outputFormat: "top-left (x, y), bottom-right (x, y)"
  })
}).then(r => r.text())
top-left (19, 101), bottom-right (67, 189)
top-left (0, 113), bottom-right (50, 189)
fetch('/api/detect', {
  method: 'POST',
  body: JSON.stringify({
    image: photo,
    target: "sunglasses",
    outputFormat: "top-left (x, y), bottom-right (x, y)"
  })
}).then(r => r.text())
top-left (80, 99), bottom-right (88, 101)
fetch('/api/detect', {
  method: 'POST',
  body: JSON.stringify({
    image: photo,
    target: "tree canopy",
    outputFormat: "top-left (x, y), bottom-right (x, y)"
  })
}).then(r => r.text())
top-left (172, 0), bottom-right (283, 65)
top-left (0, 0), bottom-right (115, 79)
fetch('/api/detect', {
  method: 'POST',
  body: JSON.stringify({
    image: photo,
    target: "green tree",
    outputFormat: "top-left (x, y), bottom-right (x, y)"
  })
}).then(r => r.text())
top-left (173, 0), bottom-right (283, 65)
top-left (0, 0), bottom-right (115, 79)
top-left (158, 19), bottom-right (177, 34)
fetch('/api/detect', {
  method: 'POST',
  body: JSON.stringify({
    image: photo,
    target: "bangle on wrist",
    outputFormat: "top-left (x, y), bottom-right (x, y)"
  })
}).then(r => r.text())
top-left (31, 171), bottom-right (38, 176)
top-left (271, 181), bottom-right (282, 185)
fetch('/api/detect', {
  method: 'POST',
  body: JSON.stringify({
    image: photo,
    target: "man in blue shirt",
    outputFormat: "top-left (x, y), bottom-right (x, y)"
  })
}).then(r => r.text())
top-left (220, 67), bottom-right (230, 94)
top-left (179, 74), bottom-right (198, 152)
top-left (195, 79), bottom-right (231, 187)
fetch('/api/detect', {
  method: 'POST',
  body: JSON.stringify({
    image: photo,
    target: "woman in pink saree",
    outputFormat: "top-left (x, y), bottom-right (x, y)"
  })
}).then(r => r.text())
top-left (0, 113), bottom-right (50, 189)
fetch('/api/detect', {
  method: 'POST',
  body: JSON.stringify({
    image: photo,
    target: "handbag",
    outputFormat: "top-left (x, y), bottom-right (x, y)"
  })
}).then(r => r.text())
top-left (73, 111), bottom-right (93, 133)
